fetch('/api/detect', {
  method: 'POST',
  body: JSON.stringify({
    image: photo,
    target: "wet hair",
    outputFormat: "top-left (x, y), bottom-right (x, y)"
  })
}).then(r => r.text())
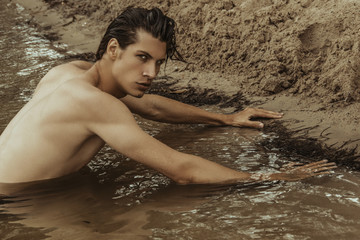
top-left (95, 7), bottom-right (184, 63)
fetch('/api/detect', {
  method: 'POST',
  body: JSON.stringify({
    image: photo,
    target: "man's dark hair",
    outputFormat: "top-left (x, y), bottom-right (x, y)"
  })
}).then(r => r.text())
top-left (96, 7), bottom-right (184, 63)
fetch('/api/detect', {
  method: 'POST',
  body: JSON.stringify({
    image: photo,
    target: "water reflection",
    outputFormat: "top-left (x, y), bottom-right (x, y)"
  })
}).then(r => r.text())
top-left (0, 170), bottom-right (243, 240)
top-left (0, 172), bottom-right (148, 239)
top-left (0, 0), bottom-right (63, 130)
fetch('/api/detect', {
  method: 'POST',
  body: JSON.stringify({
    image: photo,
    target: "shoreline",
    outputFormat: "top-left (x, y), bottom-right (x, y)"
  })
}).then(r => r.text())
top-left (12, 0), bottom-right (360, 166)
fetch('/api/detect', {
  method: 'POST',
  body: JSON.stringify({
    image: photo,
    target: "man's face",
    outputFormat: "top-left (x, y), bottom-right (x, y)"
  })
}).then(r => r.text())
top-left (111, 30), bottom-right (167, 98)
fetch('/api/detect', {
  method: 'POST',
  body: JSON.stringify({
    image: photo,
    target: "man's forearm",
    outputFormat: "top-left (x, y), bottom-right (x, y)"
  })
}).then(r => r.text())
top-left (123, 94), bottom-right (230, 125)
top-left (174, 155), bottom-right (336, 185)
top-left (166, 152), bottom-right (300, 185)
top-left (150, 95), bottom-right (229, 125)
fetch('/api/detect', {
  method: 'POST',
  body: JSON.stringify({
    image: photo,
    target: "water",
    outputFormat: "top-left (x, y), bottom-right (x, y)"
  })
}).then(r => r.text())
top-left (1, 1), bottom-right (360, 239)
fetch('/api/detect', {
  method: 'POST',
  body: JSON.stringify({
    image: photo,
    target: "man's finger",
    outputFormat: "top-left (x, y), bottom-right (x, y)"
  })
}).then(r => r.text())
top-left (296, 159), bottom-right (329, 169)
top-left (311, 171), bottom-right (333, 177)
top-left (240, 120), bottom-right (264, 129)
top-left (312, 165), bottom-right (337, 173)
top-left (247, 108), bottom-right (284, 119)
top-left (308, 163), bottom-right (337, 171)
top-left (282, 162), bottom-right (304, 168)
top-left (306, 162), bottom-right (337, 169)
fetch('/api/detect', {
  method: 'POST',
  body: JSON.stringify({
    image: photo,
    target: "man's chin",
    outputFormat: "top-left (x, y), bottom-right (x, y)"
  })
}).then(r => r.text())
top-left (134, 92), bottom-right (145, 98)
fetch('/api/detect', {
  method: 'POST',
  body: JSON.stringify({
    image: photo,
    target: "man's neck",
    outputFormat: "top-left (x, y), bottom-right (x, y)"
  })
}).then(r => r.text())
top-left (91, 60), bottom-right (126, 98)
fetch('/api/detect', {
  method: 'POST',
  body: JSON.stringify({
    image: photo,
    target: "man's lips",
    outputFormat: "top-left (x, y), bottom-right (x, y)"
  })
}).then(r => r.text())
top-left (137, 82), bottom-right (151, 90)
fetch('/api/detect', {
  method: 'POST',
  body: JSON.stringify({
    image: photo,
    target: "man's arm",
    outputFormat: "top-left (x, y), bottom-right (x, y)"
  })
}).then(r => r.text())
top-left (121, 94), bottom-right (283, 129)
top-left (88, 93), bottom-right (335, 185)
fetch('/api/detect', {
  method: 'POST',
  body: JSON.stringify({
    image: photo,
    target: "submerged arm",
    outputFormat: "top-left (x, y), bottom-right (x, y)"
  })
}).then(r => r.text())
top-left (121, 94), bottom-right (283, 129)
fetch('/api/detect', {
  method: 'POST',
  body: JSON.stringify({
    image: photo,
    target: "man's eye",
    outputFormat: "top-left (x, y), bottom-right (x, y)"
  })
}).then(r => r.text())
top-left (156, 60), bottom-right (164, 66)
top-left (138, 55), bottom-right (148, 61)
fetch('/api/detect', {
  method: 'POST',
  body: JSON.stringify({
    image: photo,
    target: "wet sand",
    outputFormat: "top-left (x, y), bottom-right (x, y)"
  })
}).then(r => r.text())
top-left (12, 0), bottom-right (360, 164)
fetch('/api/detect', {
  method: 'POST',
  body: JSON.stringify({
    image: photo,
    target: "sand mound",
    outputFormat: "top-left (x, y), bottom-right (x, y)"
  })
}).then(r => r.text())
top-left (51, 0), bottom-right (359, 103)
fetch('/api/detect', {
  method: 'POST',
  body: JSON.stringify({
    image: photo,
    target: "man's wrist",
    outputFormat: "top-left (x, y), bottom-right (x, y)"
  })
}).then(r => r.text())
top-left (218, 113), bottom-right (232, 126)
top-left (249, 172), bottom-right (283, 182)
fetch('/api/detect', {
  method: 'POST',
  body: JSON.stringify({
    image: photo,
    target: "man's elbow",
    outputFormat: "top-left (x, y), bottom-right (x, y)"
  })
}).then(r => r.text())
top-left (172, 175), bottom-right (194, 185)
top-left (140, 110), bottom-right (161, 121)
top-left (168, 161), bottom-right (200, 185)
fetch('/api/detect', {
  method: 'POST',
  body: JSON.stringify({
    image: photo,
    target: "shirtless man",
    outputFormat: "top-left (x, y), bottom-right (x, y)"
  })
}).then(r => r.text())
top-left (0, 7), bottom-right (335, 184)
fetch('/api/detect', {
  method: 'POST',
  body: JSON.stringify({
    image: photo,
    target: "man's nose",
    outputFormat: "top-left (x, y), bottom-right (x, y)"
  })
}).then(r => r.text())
top-left (143, 63), bottom-right (157, 79)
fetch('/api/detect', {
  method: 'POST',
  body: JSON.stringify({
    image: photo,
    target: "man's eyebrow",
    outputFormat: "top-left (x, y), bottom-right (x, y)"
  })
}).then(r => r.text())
top-left (137, 50), bottom-right (165, 61)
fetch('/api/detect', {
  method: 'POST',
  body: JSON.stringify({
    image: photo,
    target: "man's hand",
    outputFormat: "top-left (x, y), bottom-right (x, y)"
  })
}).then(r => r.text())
top-left (227, 107), bottom-right (284, 129)
top-left (271, 160), bottom-right (337, 181)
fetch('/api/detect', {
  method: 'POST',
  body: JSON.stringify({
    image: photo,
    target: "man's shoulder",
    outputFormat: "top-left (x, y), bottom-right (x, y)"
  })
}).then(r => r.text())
top-left (49, 60), bottom-right (93, 74)
top-left (57, 78), bottom-right (100, 103)
top-left (59, 80), bottom-right (127, 112)
top-left (47, 80), bottom-right (130, 124)
top-left (67, 60), bottom-right (93, 70)
top-left (38, 61), bottom-right (92, 88)
top-left (41, 61), bottom-right (133, 118)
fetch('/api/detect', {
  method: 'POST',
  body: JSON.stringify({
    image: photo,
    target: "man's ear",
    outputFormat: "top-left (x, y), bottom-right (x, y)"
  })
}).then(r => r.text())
top-left (106, 38), bottom-right (120, 60)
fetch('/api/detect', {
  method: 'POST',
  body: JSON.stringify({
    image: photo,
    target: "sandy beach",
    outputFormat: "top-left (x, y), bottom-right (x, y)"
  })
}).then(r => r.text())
top-left (12, 0), bottom-right (360, 166)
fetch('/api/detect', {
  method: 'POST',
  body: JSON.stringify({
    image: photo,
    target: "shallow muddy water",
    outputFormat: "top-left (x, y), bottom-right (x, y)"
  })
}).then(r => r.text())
top-left (1, 1), bottom-right (360, 239)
